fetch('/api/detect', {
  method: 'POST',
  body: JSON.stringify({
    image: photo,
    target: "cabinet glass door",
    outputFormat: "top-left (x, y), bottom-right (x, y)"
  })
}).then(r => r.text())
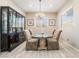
top-left (9, 9), bottom-right (13, 33)
top-left (18, 15), bottom-right (21, 32)
top-left (16, 13), bottom-right (19, 28)
top-left (1, 8), bottom-right (8, 51)
top-left (2, 8), bottom-right (7, 33)
top-left (21, 16), bottom-right (24, 30)
top-left (12, 11), bottom-right (16, 32)
top-left (0, 7), bottom-right (1, 52)
top-left (16, 14), bottom-right (20, 32)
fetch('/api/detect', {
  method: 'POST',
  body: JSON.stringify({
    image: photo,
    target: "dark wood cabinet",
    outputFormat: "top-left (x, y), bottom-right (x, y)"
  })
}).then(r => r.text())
top-left (0, 6), bottom-right (25, 51)
top-left (0, 7), bottom-right (1, 52)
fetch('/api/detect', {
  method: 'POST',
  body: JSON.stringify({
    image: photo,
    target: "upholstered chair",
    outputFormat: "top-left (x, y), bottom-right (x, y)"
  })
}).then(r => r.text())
top-left (24, 30), bottom-right (38, 50)
top-left (29, 30), bottom-right (32, 35)
top-left (52, 29), bottom-right (56, 35)
top-left (47, 29), bottom-right (62, 50)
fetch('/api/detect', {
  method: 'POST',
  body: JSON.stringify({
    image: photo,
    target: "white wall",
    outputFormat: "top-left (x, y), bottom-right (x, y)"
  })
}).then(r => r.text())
top-left (26, 12), bottom-right (57, 30)
top-left (0, 0), bottom-right (25, 16)
top-left (57, 0), bottom-right (79, 49)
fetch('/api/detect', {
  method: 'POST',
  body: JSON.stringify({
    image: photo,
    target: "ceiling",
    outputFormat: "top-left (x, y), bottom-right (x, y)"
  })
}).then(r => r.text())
top-left (14, 0), bottom-right (68, 12)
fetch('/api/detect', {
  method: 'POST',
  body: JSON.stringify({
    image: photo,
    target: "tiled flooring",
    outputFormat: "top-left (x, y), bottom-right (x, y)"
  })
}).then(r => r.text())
top-left (0, 40), bottom-right (79, 58)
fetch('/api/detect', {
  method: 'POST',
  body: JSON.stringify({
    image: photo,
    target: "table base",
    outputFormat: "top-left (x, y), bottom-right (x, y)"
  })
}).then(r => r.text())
top-left (38, 37), bottom-right (47, 50)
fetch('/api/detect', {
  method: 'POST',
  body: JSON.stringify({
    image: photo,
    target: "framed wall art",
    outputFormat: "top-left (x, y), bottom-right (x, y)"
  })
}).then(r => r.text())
top-left (27, 19), bottom-right (34, 26)
top-left (49, 19), bottom-right (55, 26)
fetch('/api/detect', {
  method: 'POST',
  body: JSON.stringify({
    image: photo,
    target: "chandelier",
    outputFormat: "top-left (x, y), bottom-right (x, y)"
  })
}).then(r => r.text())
top-left (36, 0), bottom-right (45, 19)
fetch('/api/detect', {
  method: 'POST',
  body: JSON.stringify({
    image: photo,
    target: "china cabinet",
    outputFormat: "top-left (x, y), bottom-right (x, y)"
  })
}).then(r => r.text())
top-left (0, 6), bottom-right (25, 51)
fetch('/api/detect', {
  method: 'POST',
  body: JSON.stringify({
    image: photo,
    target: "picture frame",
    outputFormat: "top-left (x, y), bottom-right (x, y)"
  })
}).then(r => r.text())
top-left (27, 19), bottom-right (34, 26)
top-left (49, 19), bottom-right (55, 26)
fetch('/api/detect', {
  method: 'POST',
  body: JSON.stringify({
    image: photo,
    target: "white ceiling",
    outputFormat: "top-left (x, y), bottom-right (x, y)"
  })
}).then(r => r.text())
top-left (14, 0), bottom-right (68, 12)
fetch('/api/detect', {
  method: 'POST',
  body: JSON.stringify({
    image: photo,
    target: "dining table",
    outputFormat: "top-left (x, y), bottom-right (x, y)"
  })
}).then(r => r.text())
top-left (32, 32), bottom-right (53, 50)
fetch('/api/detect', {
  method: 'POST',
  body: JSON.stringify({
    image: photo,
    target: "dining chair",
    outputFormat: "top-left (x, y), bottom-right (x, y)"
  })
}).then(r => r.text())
top-left (29, 30), bottom-right (32, 35)
top-left (52, 29), bottom-right (56, 35)
top-left (47, 29), bottom-right (62, 50)
top-left (24, 30), bottom-right (38, 50)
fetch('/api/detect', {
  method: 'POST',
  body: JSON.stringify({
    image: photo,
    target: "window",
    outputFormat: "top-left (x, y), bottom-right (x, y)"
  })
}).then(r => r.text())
top-left (36, 16), bottom-right (48, 27)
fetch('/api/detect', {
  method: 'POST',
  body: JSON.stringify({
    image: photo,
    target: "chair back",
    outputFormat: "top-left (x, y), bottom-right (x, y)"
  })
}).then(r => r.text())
top-left (24, 30), bottom-right (28, 41)
top-left (53, 29), bottom-right (62, 42)
top-left (52, 29), bottom-right (56, 35)
top-left (24, 30), bottom-right (32, 41)
top-left (29, 30), bottom-right (32, 35)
